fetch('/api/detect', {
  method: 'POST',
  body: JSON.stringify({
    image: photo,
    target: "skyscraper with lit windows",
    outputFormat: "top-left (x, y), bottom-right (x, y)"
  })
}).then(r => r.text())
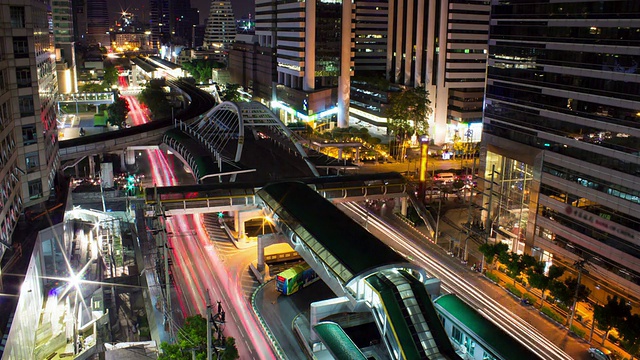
top-left (482, 1), bottom-right (640, 305)
top-left (0, 0), bottom-right (59, 260)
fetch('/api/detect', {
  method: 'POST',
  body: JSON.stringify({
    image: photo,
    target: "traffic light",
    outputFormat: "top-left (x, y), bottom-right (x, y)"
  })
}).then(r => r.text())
top-left (218, 212), bottom-right (224, 219)
top-left (126, 174), bottom-right (136, 195)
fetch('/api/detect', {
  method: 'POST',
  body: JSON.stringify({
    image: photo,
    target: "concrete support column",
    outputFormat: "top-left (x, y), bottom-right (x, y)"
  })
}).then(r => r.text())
top-left (337, 0), bottom-right (352, 128)
top-left (95, 105), bottom-right (100, 114)
top-left (74, 164), bottom-right (79, 178)
top-left (120, 151), bottom-right (127, 171)
top-left (88, 155), bottom-right (95, 178)
top-left (401, 197), bottom-right (408, 217)
top-left (337, 148), bottom-right (343, 160)
top-left (125, 149), bottom-right (135, 166)
top-left (257, 235), bottom-right (266, 272)
top-left (355, 147), bottom-right (360, 162)
top-left (233, 210), bottom-right (240, 235)
top-left (303, 1), bottom-right (316, 92)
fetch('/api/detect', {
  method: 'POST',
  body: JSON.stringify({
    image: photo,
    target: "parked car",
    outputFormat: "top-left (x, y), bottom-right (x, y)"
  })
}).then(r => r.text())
top-left (588, 347), bottom-right (613, 360)
top-left (434, 172), bottom-right (456, 184)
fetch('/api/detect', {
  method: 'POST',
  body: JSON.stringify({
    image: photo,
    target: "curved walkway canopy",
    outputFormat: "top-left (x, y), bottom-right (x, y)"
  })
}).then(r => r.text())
top-left (191, 101), bottom-right (320, 176)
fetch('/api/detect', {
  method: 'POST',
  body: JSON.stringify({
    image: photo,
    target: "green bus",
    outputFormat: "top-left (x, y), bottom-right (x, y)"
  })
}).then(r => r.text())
top-left (275, 263), bottom-right (319, 295)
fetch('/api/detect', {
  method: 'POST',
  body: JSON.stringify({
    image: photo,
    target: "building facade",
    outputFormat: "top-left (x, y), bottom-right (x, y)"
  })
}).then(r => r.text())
top-left (85, 0), bottom-right (110, 46)
top-left (253, 0), bottom-right (353, 128)
top-left (0, 0), bottom-right (60, 257)
top-left (204, 0), bottom-right (236, 50)
top-left (482, 1), bottom-right (640, 304)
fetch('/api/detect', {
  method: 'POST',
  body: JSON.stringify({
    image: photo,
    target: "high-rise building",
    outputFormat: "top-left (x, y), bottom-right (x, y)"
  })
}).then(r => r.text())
top-left (253, 0), bottom-right (352, 127)
top-left (150, 0), bottom-right (170, 49)
top-left (204, 0), bottom-right (236, 50)
top-left (86, 0), bottom-right (110, 45)
top-left (71, 0), bottom-right (88, 43)
top-left (482, 1), bottom-right (640, 303)
top-left (52, 0), bottom-right (78, 94)
top-left (382, 0), bottom-right (489, 144)
top-left (0, 0), bottom-right (60, 259)
top-left (150, 0), bottom-right (199, 49)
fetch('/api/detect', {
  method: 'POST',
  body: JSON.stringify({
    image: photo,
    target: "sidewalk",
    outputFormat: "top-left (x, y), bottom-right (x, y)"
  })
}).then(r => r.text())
top-left (437, 206), bottom-right (633, 360)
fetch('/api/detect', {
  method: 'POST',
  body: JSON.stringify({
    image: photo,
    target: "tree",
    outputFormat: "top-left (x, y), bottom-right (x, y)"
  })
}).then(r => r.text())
top-left (220, 83), bottom-right (242, 102)
top-left (220, 337), bottom-right (239, 360)
top-left (594, 296), bottom-right (632, 346)
top-left (478, 242), bottom-right (508, 270)
top-left (526, 262), bottom-right (565, 308)
top-left (384, 86), bottom-right (432, 159)
top-left (102, 65), bottom-right (119, 89)
top-left (182, 59), bottom-right (225, 83)
top-left (80, 82), bottom-right (106, 93)
top-left (549, 276), bottom-right (591, 310)
top-left (158, 314), bottom-right (239, 360)
top-left (107, 96), bottom-right (130, 129)
top-left (619, 313), bottom-right (640, 359)
top-left (139, 81), bottom-right (171, 119)
top-left (497, 252), bottom-right (536, 285)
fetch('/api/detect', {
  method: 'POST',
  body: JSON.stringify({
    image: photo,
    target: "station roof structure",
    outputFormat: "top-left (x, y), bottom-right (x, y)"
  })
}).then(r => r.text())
top-left (257, 181), bottom-right (409, 286)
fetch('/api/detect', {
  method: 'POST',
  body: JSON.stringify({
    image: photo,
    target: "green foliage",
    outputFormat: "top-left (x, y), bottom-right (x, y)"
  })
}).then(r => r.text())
top-left (478, 242), bottom-right (509, 269)
top-left (619, 314), bottom-right (640, 358)
top-left (594, 296), bottom-right (632, 346)
top-left (384, 86), bottom-right (432, 159)
top-left (158, 315), bottom-right (239, 360)
top-left (182, 59), bottom-right (225, 83)
top-left (523, 293), bottom-right (537, 306)
top-left (527, 262), bottom-right (565, 309)
top-left (107, 96), bottom-right (130, 129)
top-left (81, 82), bottom-right (106, 93)
top-left (505, 283), bottom-right (522, 298)
top-left (484, 271), bottom-right (499, 283)
top-left (139, 81), bottom-right (171, 119)
top-left (220, 83), bottom-right (242, 102)
top-left (541, 306), bottom-right (565, 323)
top-left (103, 65), bottom-right (119, 88)
top-left (498, 250), bottom-right (536, 284)
top-left (570, 325), bottom-right (585, 337)
top-left (549, 276), bottom-right (590, 308)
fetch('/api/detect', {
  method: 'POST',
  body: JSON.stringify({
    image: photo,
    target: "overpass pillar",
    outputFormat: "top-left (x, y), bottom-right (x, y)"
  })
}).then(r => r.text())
top-left (125, 149), bottom-right (136, 166)
top-left (74, 164), bottom-right (79, 178)
top-left (88, 155), bottom-right (95, 178)
top-left (95, 105), bottom-right (100, 113)
top-left (401, 197), bottom-right (408, 217)
top-left (257, 235), bottom-right (265, 271)
top-left (337, 148), bottom-right (343, 160)
top-left (120, 151), bottom-right (127, 171)
top-left (234, 211), bottom-right (245, 242)
top-left (355, 147), bottom-right (360, 162)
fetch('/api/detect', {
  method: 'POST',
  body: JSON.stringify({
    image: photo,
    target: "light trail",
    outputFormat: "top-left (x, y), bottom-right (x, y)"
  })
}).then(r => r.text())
top-left (128, 93), bottom-right (274, 359)
top-left (341, 202), bottom-right (574, 360)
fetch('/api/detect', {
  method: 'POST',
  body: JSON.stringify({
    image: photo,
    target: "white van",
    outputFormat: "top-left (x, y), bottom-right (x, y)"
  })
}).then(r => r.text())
top-left (436, 172), bottom-right (456, 184)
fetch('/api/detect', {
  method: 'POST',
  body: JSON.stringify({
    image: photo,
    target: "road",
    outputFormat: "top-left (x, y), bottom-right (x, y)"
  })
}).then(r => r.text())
top-left (340, 201), bottom-right (595, 359)
top-left (126, 94), bottom-right (275, 359)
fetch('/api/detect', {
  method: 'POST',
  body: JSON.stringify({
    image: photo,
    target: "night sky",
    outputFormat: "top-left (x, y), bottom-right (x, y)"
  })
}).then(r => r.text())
top-left (109, 0), bottom-right (254, 25)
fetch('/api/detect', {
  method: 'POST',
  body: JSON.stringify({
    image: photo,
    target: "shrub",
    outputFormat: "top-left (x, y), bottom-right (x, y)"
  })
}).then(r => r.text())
top-left (523, 293), bottom-right (537, 306)
top-left (570, 325), bottom-right (585, 338)
top-left (485, 271), bottom-right (499, 283)
top-left (541, 306), bottom-right (564, 323)
top-left (505, 283), bottom-right (522, 298)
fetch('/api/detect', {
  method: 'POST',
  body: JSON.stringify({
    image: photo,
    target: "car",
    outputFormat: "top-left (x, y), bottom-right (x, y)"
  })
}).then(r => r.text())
top-left (588, 347), bottom-right (613, 360)
top-left (435, 172), bottom-right (456, 184)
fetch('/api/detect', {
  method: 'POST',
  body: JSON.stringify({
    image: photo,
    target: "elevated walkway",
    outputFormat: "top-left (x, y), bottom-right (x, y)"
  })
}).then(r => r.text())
top-left (256, 181), bottom-right (458, 360)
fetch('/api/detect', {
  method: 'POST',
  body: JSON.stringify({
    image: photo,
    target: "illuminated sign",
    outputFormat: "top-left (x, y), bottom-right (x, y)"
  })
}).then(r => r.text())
top-left (564, 205), bottom-right (639, 244)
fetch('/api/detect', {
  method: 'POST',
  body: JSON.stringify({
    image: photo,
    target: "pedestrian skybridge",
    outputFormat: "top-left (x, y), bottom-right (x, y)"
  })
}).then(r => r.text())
top-left (256, 181), bottom-right (460, 360)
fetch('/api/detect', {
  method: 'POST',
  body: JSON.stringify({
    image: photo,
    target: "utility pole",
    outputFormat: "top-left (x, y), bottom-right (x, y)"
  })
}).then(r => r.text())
top-left (568, 259), bottom-right (588, 330)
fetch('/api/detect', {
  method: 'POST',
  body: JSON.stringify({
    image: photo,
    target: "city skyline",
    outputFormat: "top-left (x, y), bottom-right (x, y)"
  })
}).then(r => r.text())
top-left (108, 0), bottom-right (253, 25)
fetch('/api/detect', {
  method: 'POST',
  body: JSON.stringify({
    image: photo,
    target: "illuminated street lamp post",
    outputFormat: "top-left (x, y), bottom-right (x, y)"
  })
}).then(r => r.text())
top-left (417, 135), bottom-right (430, 203)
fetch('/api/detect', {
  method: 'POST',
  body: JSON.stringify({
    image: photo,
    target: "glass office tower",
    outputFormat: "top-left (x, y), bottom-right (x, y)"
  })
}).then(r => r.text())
top-left (482, 1), bottom-right (640, 305)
